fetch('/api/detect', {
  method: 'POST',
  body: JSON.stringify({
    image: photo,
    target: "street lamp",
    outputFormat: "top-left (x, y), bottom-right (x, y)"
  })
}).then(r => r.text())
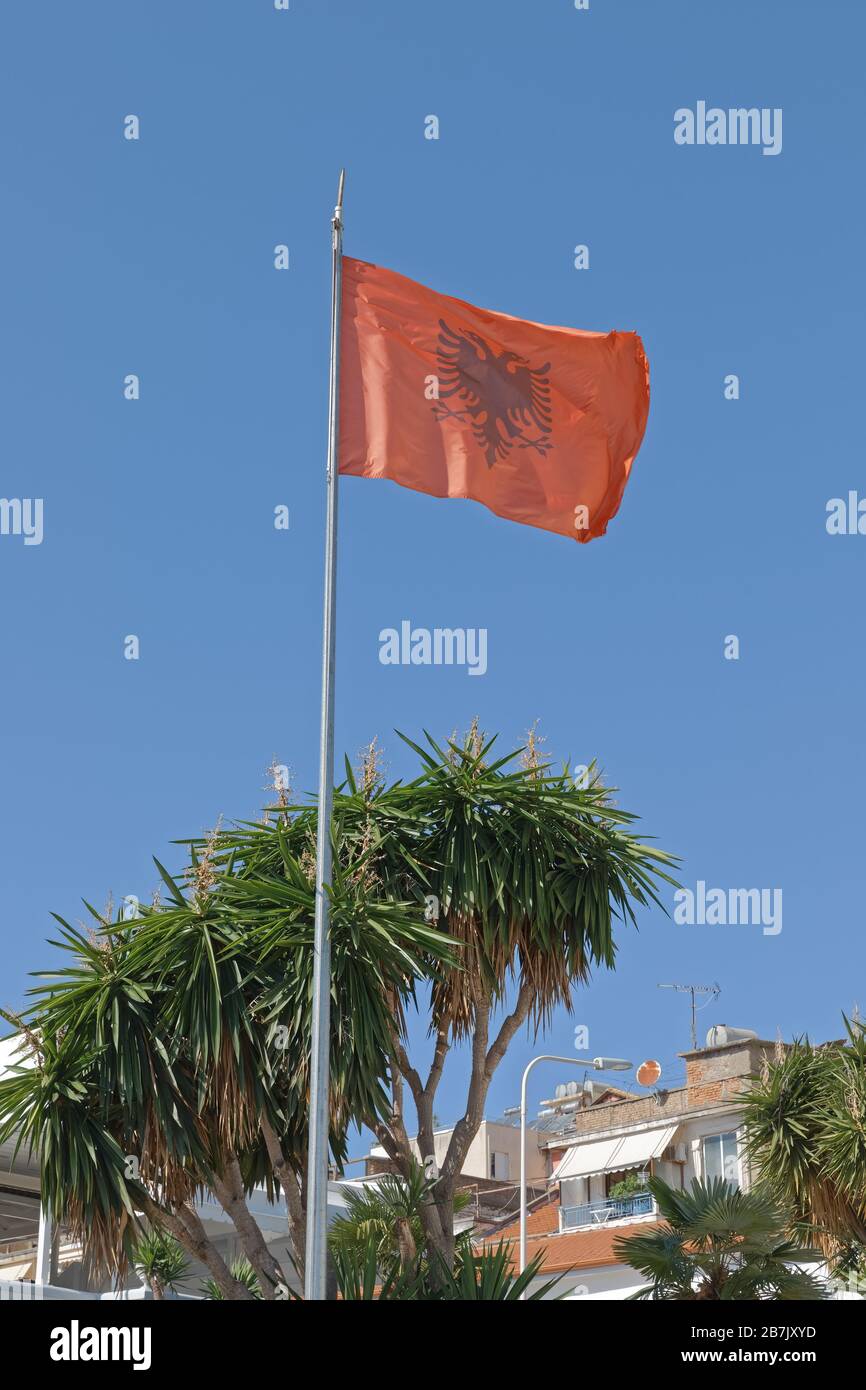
top-left (514, 1053), bottom-right (633, 1294)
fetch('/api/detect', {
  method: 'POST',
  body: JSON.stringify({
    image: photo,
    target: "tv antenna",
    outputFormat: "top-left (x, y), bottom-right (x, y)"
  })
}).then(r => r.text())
top-left (658, 981), bottom-right (721, 1050)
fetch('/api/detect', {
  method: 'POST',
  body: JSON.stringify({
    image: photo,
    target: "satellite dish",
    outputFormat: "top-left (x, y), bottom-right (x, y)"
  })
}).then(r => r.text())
top-left (566, 1081), bottom-right (579, 1096)
top-left (636, 1059), bottom-right (662, 1087)
top-left (555, 1084), bottom-right (566, 1099)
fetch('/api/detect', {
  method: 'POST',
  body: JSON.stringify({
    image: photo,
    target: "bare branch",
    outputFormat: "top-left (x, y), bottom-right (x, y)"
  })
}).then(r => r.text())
top-left (485, 978), bottom-right (535, 1079)
top-left (390, 1030), bottom-right (424, 1111)
top-left (440, 979), bottom-right (534, 1189)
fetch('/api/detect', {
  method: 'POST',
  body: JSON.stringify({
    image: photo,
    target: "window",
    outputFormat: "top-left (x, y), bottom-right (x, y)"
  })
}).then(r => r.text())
top-left (702, 1131), bottom-right (739, 1186)
top-left (490, 1151), bottom-right (510, 1181)
top-left (605, 1168), bottom-right (649, 1198)
top-left (560, 1177), bottom-right (588, 1209)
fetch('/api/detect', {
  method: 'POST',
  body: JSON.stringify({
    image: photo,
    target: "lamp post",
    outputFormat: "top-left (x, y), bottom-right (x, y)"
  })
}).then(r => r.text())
top-left (513, 1053), bottom-right (633, 1295)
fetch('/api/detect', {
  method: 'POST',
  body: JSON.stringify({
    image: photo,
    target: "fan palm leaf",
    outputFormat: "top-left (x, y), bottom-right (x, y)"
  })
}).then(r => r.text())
top-left (614, 1176), bottom-right (827, 1300)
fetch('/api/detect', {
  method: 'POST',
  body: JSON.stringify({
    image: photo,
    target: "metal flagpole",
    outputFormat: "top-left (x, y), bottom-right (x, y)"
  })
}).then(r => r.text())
top-left (304, 169), bottom-right (345, 1302)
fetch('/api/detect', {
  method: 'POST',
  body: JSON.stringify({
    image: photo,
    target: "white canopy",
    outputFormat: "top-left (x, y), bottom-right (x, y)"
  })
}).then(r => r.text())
top-left (551, 1135), bottom-right (631, 1183)
top-left (551, 1124), bottom-right (678, 1183)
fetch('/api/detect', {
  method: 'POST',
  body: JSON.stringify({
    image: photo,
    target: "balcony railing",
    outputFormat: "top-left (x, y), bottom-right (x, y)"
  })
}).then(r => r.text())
top-left (560, 1191), bottom-right (656, 1230)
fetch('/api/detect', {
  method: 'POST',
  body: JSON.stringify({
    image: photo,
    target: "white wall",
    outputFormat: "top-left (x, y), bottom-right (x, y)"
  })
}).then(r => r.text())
top-left (527, 1262), bottom-right (647, 1300)
top-left (549, 1108), bottom-right (751, 1297)
top-left (679, 1110), bottom-right (746, 1187)
top-left (371, 1119), bottom-right (548, 1184)
top-left (556, 1106), bottom-right (749, 1211)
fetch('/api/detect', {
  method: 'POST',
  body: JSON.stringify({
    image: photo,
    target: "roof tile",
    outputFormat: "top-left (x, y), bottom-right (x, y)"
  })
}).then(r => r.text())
top-left (479, 1198), bottom-right (660, 1274)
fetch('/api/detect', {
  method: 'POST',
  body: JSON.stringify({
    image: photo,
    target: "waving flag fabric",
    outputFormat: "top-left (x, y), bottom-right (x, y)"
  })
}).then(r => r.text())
top-left (339, 257), bottom-right (650, 542)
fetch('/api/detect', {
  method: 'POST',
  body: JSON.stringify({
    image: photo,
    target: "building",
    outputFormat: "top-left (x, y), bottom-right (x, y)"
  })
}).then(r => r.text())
top-left (0, 1033), bottom-right (364, 1299)
top-left (477, 1026), bottom-right (838, 1299)
top-left (2, 1024), bottom-right (855, 1300)
top-left (0, 1035), bottom-right (48, 1287)
top-left (365, 1115), bottom-right (550, 1226)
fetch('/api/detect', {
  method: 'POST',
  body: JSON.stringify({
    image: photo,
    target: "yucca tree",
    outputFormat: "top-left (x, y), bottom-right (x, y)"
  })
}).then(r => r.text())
top-left (433, 1243), bottom-right (560, 1301)
top-left (202, 1257), bottom-right (263, 1301)
top-left (132, 1228), bottom-right (190, 1300)
top-left (329, 1164), bottom-right (472, 1273)
top-left (0, 828), bottom-right (451, 1298)
top-left (210, 724), bottom-right (677, 1274)
top-left (1, 724), bottom-right (673, 1297)
top-left (741, 1018), bottom-right (866, 1270)
top-left (332, 1240), bottom-right (558, 1301)
top-left (614, 1176), bottom-right (827, 1300)
top-left (327, 1169), bottom-right (558, 1301)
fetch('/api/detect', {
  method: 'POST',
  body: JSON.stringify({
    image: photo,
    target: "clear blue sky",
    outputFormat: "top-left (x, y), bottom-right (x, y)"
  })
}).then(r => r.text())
top-left (1, 1), bottom-right (863, 1135)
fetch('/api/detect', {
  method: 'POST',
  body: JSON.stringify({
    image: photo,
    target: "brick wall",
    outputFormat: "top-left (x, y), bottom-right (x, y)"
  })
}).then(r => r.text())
top-left (556, 1039), bottom-right (778, 1139)
top-left (560, 1085), bottom-right (690, 1136)
top-left (364, 1156), bottom-right (394, 1177)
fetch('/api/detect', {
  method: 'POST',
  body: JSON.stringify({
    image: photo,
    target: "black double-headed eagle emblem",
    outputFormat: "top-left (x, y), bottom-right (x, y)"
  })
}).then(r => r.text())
top-left (430, 319), bottom-right (553, 468)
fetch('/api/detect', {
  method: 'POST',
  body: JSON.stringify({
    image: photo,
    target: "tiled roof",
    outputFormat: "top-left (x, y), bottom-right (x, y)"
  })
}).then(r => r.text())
top-left (477, 1197), bottom-right (660, 1274)
top-left (496, 1199), bottom-right (560, 1239)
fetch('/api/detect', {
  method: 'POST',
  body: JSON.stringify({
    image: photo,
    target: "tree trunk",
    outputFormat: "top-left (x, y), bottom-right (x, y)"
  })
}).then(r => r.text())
top-left (395, 1217), bottom-right (417, 1272)
top-left (261, 1116), bottom-right (306, 1281)
top-left (379, 977), bottom-right (536, 1281)
top-left (421, 1192), bottom-right (455, 1276)
top-left (211, 1156), bottom-right (288, 1299)
top-left (138, 1193), bottom-right (254, 1301)
top-left (325, 1249), bottom-right (339, 1301)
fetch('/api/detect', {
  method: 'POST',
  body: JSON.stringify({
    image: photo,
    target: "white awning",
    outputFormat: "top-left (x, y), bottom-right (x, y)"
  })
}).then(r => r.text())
top-left (551, 1124), bottom-right (678, 1183)
top-left (611, 1125), bottom-right (678, 1172)
top-left (550, 1136), bottom-right (625, 1182)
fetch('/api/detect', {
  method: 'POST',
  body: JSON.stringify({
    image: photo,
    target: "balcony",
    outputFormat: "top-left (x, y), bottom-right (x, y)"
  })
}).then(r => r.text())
top-left (560, 1191), bottom-right (656, 1230)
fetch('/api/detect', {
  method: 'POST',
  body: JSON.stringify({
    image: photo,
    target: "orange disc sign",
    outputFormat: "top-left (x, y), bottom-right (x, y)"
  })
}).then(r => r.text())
top-left (636, 1059), bottom-right (662, 1087)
